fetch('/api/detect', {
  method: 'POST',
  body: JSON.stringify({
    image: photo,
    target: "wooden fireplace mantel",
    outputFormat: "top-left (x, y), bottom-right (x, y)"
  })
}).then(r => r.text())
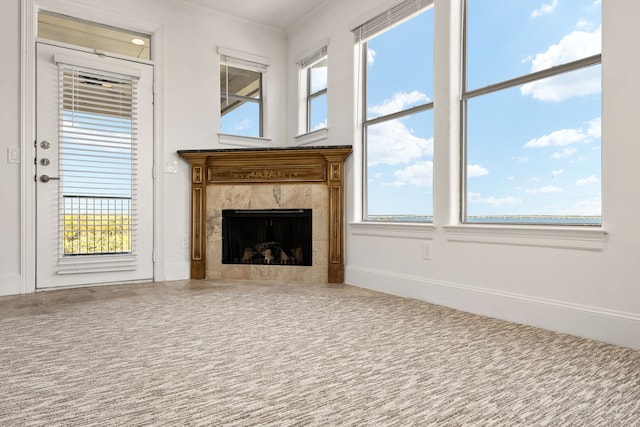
top-left (177, 145), bottom-right (352, 283)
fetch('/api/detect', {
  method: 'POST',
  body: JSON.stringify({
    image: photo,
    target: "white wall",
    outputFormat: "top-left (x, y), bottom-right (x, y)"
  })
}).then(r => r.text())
top-left (0, 1), bottom-right (22, 295)
top-left (1, 0), bottom-right (287, 294)
top-left (287, 0), bottom-right (640, 349)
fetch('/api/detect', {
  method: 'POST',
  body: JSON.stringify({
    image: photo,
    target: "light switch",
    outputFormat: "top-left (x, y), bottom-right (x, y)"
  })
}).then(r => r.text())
top-left (7, 147), bottom-right (20, 164)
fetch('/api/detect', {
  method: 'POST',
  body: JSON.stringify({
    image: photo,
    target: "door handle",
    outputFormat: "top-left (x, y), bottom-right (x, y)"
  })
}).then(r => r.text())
top-left (39, 175), bottom-right (61, 183)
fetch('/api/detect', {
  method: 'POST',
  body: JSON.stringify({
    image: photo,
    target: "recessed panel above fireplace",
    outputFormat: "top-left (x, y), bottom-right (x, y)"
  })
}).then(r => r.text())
top-left (221, 209), bottom-right (312, 266)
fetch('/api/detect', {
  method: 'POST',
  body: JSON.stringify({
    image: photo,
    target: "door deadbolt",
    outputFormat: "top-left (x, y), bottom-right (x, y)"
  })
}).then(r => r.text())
top-left (40, 158), bottom-right (50, 166)
top-left (40, 140), bottom-right (51, 150)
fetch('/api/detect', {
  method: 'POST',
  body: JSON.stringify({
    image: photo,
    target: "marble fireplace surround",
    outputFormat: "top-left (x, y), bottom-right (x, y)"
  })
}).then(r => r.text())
top-left (177, 146), bottom-right (352, 284)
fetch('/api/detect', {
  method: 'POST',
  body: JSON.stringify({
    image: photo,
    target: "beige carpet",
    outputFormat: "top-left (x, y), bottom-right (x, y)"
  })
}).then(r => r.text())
top-left (0, 280), bottom-right (638, 426)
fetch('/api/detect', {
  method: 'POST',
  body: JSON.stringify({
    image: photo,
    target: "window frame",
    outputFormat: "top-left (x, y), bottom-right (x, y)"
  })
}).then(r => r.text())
top-left (305, 57), bottom-right (328, 134)
top-left (295, 43), bottom-right (329, 145)
top-left (461, 0), bottom-right (602, 226)
top-left (356, 0), bottom-right (435, 223)
top-left (218, 47), bottom-right (270, 146)
top-left (220, 64), bottom-right (264, 138)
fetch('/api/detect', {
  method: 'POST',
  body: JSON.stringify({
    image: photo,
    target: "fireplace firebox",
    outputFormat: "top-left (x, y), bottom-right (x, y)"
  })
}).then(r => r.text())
top-left (221, 209), bottom-right (312, 266)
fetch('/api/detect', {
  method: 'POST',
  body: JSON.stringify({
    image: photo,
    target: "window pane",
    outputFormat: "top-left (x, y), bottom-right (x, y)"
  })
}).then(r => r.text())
top-left (366, 109), bottom-right (433, 221)
top-left (220, 65), bottom-right (261, 99)
top-left (366, 8), bottom-right (433, 120)
top-left (39, 11), bottom-right (151, 60)
top-left (309, 93), bottom-right (327, 131)
top-left (466, 0), bottom-right (601, 90)
top-left (465, 66), bottom-right (601, 224)
top-left (220, 100), bottom-right (260, 138)
top-left (310, 58), bottom-right (327, 94)
top-left (220, 64), bottom-right (262, 138)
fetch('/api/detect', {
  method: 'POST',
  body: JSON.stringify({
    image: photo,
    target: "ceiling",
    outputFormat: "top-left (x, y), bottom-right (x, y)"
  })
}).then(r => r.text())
top-left (179, 0), bottom-right (330, 31)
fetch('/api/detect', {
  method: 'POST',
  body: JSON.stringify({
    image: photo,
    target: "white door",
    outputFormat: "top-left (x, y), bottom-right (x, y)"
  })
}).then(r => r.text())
top-left (36, 43), bottom-right (154, 289)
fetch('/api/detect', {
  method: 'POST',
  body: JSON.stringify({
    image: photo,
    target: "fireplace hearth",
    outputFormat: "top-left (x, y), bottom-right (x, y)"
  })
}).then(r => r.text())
top-left (222, 209), bottom-right (312, 266)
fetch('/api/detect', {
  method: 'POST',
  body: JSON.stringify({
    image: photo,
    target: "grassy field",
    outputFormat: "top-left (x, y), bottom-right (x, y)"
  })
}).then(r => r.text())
top-left (63, 214), bottom-right (132, 255)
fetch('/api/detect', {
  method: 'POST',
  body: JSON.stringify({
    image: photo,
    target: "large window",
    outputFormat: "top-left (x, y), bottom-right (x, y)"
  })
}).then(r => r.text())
top-left (355, 0), bottom-right (434, 222)
top-left (219, 52), bottom-right (267, 139)
top-left (463, 0), bottom-right (602, 225)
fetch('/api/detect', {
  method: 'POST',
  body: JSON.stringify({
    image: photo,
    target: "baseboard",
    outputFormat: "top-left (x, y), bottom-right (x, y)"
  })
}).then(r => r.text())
top-left (0, 273), bottom-right (22, 296)
top-left (345, 266), bottom-right (640, 350)
top-left (163, 262), bottom-right (191, 282)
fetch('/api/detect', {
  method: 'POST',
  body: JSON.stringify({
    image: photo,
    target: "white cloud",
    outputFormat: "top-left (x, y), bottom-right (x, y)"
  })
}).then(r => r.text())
top-left (521, 67), bottom-right (600, 102)
top-left (576, 19), bottom-right (589, 29)
top-left (367, 48), bottom-right (376, 66)
top-left (384, 161), bottom-right (434, 187)
top-left (521, 26), bottom-right (601, 101)
top-left (525, 116), bottom-right (600, 148)
top-left (310, 67), bottom-right (327, 93)
top-left (531, 0), bottom-right (559, 18)
top-left (529, 26), bottom-right (601, 72)
top-left (571, 197), bottom-right (601, 215)
top-left (312, 119), bottom-right (327, 131)
top-left (468, 193), bottom-right (522, 206)
top-left (551, 147), bottom-right (578, 159)
top-left (554, 196), bottom-right (601, 216)
top-left (467, 164), bottom-right (489, 177)
top-left (234, 119), bottom-right (253, 131)
top-left (586, 116), bottom-right (601, 139)
top-left (552, 169), bottom-right (564, 176)
top-left (367, 119), bottom-right (433, 167)
top-left (368, 91), bottom-right (430, 117)
top-left (576, 175), bottom-right (599, 186)
top-left (525, 128), bottom-right (589, 148)
top-left (526, 185), bottom-right (564, 194)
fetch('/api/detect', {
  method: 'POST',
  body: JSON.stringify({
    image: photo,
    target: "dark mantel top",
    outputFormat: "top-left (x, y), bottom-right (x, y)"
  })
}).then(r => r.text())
top-left (177, 145), bottom-right (352, 155)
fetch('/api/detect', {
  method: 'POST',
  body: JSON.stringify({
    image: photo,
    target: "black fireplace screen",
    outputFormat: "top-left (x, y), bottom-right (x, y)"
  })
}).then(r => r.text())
top-left (221, 209), bottom-right (312, 266)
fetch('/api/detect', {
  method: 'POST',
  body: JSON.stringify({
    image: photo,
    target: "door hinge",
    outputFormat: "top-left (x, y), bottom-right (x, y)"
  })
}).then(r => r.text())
top-left (152, 250), bottom-right (157, 263)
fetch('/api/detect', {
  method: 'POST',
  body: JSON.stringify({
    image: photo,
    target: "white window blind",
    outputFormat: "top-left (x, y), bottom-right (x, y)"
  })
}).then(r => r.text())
top-left (352, 0), bottom-right (433, 42)
top-left (298, 45), bottom-right (328, 69)
top-left (57, 62), bottom-right (140, 257)
top-left (218, 47), bottom-right (269, 73)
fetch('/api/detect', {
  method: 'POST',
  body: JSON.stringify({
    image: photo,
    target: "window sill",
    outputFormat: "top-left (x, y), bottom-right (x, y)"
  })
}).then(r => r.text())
top-left (294, 128), bottom-right (328, 146)
top-left (443, 224), bottom-right (607, 251)
top-left (349, 221), bottom-right (435, 240)
top-left (219, 133), bottom-right (273, 148)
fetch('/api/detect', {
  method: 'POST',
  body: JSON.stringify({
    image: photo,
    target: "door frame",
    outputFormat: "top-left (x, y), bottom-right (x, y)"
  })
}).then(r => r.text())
top-left (20, 0), bottom-right (166, 293)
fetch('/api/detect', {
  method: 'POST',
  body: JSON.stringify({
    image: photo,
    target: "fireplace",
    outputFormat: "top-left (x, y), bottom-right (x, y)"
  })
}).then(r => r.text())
top-left (177, 146), bottom-right (352, 283)
top-left (222, 209), bottom-right (312, 266)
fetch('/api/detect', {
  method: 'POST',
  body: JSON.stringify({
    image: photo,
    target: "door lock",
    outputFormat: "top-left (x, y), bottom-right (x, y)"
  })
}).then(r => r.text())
top-left (39, 175), bottom-right (61, 183)
top-left (40, 140), bottom-right (51, 150)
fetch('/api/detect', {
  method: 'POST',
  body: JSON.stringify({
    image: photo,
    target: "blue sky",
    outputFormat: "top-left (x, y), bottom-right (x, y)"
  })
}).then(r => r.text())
top-left (61, 111), bottom-right (134, 199)
top-left (365, 0), bottom-right (602, 220)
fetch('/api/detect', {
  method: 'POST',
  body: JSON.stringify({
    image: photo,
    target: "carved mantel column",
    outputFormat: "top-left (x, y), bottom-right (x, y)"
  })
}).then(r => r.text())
top-left (187, 158), bottom-right (207, 279)
top-left (177, 146), bottom-right (352, 283)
